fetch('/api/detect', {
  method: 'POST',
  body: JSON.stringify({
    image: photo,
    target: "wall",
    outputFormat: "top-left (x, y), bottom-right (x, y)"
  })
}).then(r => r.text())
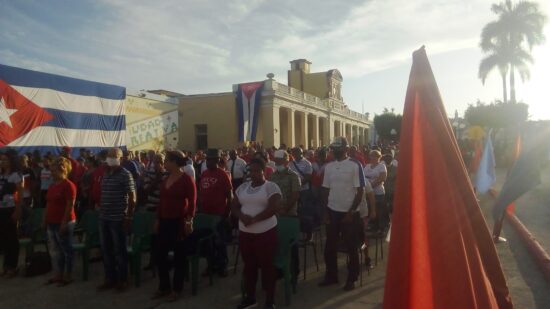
top-left (178, 93), bottom-right (238, 151)
top-left (303, 72), bottom-right (329, 99)
top-left (125, 92), bottom-right (179, 151)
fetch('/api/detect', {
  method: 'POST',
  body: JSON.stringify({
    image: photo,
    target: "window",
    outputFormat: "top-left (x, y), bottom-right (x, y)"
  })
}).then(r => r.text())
top-left (195, 124), bottom-right (208, 150)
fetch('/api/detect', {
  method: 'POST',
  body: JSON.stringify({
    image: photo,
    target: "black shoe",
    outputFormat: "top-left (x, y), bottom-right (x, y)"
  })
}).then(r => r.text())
top-left (236, 298), bottom-right (257, 309)
top-left (318, 278), bottom-right (338, 287)
top-left (343, 281), bottom-right (355, 291)
top-left (265, 302), bottom-right (276, 309)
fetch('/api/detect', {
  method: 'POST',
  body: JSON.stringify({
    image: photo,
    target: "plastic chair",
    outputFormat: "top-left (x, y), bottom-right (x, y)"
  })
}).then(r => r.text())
top-left (239, 217), bottom-right (300, 307)
top-left (365, 230), bottom-right (384, 266)
top-left (72, 210), bottom-right (100, 281)
top-left (299, 226), bottom-right (320, 281)
top-left (274, 217), bottom-right (300, 306)
top-left (188, 213), bottom-right (221, 296)
top-left (127, 211), bottom-right (155, 287)
top-left (19, 208), bottom-right (46, 259)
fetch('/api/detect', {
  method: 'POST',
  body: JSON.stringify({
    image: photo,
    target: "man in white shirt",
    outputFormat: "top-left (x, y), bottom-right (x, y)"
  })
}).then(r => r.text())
top-left (226, 150), bottom-right (247, 190)
top-left (318, 137), bottom-right (365, 291)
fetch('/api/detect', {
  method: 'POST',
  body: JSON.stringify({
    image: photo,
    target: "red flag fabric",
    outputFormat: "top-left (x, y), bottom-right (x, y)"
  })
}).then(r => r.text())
top-left (383, 47), bottom-right (513, 309)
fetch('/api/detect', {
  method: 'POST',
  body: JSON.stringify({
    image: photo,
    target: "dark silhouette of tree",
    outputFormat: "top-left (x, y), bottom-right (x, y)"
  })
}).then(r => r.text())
top-left (373, 108), bottom-right (402, 142)
top-left (464, 100), bottom-right (528, 128)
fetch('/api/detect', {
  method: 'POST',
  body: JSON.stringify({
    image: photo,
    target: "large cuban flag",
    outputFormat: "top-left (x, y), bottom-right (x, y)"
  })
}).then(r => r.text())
top-left (235, 82), bottom-right (264, 142)
top-left (0, 64), bottom-right (126, 157)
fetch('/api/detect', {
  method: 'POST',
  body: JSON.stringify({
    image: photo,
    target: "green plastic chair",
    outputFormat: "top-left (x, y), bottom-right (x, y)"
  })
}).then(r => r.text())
top-left (274, 217), bottom-right (300, 306)
top-left (189, 213), bottom-right (221, 296)
top-left (239, 217), bottom-right (301, 307)
top-left (72, 210), bottom-right (100, 281)
top-left (19, 208), bottom-right (47, 259)
top-left (127, 211), bottom-right (155, 287)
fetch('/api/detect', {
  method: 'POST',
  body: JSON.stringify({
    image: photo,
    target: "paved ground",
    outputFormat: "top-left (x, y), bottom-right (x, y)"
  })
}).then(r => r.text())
top-left (0, 167), bottom-right (548, 308)
top-left (514, 166), bottom-right (550, 253)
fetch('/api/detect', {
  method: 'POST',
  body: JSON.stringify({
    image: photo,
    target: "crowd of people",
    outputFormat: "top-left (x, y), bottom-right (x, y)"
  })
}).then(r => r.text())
top-left (0, 137), bottom-right (399, 308)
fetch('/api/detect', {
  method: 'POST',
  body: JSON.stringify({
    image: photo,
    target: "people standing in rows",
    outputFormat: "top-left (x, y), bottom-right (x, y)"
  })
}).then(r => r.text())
top-left (39, 156), bottom-right (53, 208)
top-left (253, 151), bottom-right (275, 180)
top-left (227, 150), bottom-right (247, 191)
top-left (383, 154), bottom-right (397, 216)
top-left (19, 154), bottom-right (36, 236)
top-left (233, 158), bottom-right (281, 309)
top-left (90, 150), bottom-right (107, 210)
top-left (269, 149), bottom-right (301, 280)
top-left (153, 150), bottom-right (196, 301)
top-left (319, 137), bottom-right (365, 291)
top-left (311, 148), bottom-right (329, 227)
top-left (199, 149), bottom-right (233, 277)
top-left (142, 153), bottom-right (166, 271)
top-left (44, 157), bottom-right (77, 286)
top-left (0, 153), bottom-right (23, 278)
top-left (289, 147), bottom-right (315, 241)
top-left (364, 150), bottom-right (388, 232)
top-left (97, 148), bottom-right (136, 292)
top-left (122, 150), bottom-right (141, 192)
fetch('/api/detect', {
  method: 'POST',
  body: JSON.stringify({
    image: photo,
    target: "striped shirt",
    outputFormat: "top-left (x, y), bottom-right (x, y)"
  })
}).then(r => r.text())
top-left (100, 167), bottom-right (135, 221)
top-left (289, 158), bottom-right (313, 191)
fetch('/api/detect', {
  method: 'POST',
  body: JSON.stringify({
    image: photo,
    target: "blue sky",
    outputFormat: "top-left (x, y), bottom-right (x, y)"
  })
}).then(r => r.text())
top-left (1, 0), bottom-right (549, 119)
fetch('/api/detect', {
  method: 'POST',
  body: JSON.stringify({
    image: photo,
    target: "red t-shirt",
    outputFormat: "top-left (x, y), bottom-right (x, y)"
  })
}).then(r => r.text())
top-left (90, 165), bottom-right (105, 206)
top-left (158, 173), bottom-right (197, 220)
top-left (45, 179), bottom-right (77, 224)
top-left (200, 168), bottom-right (232, 216)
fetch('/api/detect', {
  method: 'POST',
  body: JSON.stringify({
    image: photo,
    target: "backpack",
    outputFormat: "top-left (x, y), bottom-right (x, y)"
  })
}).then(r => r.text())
top-left (24, 251), bottom-right (52, 277)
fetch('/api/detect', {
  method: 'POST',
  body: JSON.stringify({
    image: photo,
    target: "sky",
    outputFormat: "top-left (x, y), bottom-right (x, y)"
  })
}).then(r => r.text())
top-left (1, 0), bottom-right (549, 120)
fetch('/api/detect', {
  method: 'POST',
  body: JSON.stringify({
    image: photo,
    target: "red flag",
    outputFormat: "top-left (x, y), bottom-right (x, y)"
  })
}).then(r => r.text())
top-left (383, 47), bottom-right (513, 309)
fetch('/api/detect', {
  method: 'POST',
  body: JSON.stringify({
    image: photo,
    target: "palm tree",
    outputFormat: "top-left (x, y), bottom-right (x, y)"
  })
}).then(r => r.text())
top-left (479, 0), bottom-right (546, 102)
top-left (479, 40), bottom-right (510, 103)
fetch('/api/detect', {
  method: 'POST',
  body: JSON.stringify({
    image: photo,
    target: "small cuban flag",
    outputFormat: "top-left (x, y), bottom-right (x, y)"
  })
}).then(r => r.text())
top-left (0, 64), bottom-right (126, 157)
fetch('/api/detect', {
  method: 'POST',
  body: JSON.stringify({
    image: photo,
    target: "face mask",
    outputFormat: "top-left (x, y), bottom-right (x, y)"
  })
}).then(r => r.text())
top-left (106, 157), bottom-right (120, 167)
top-left (276, 165), bottom-right (286, 172)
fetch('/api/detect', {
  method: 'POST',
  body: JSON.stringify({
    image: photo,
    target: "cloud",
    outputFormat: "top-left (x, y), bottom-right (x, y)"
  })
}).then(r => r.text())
top-left (0, 0), bottom-right (534, 100)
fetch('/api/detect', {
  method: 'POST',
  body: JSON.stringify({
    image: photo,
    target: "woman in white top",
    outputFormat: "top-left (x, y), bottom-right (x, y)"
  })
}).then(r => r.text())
top-left (232, 158), bottom-right (281, 309)
top-left (363, 150), bottom-right (388, 232)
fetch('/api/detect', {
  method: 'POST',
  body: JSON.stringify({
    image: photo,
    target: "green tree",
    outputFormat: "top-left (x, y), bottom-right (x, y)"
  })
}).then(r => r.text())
top-left (373, 108), bottom-right (402, 141)
top-left (479, 0), bottom-right (546, 102)
top-left (464, 100), bottom-right (528, 128)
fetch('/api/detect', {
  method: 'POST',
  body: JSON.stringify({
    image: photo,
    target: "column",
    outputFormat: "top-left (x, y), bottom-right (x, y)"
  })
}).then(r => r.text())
top-left (350, 125), bottom-right (355, 145)
top-left (288, 109), bottom-right (295, 147)
top-left (263, 105), bottom-right (280, 148)
top-left (312, 114), bottom-right (319, 148)
top-left (301, 112), bottom-right (308, 149)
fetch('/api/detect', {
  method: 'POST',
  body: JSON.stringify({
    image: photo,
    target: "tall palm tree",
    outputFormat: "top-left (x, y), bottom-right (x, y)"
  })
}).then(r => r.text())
top-left (479, 42), bottom-right (509, 103)
top-left (479, 0), bottom-right (546, 102)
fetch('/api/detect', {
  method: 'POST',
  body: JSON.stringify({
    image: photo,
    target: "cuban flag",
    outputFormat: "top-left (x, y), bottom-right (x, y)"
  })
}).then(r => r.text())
top-left (235, 81), bottom-right (264, 142)
top-left (0, 64), bottom-right (126, 157)
top-left (475, 129), bottom-right (496, 194)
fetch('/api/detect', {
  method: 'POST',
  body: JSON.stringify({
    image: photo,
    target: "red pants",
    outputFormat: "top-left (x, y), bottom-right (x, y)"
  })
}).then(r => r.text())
top-left (239, 227), bottom-right (278, 302)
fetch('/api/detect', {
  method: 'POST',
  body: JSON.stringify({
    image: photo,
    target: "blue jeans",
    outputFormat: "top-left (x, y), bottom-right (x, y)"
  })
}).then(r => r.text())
top-left (47, 222), bottom-right (75, 275)
top-left (99, 219), bottom-right (128, 283)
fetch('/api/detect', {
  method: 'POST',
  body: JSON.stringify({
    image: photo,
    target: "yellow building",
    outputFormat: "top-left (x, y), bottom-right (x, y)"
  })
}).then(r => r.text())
top-left (179, 59), bottom-right (372, 151)
top-left (125, 90), bottom-right (179, 151)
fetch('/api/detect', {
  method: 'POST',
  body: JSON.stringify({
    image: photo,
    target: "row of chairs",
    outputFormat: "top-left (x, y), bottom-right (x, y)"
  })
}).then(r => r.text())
top-left (18, 208), bottom-right (221, 295)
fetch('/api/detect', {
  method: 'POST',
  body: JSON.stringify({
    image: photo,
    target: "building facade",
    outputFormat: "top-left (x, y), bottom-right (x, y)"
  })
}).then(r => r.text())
top-left (125, 90), bottom-right (179, 151)
top-left (179, 59), bottom-right (372, 151)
